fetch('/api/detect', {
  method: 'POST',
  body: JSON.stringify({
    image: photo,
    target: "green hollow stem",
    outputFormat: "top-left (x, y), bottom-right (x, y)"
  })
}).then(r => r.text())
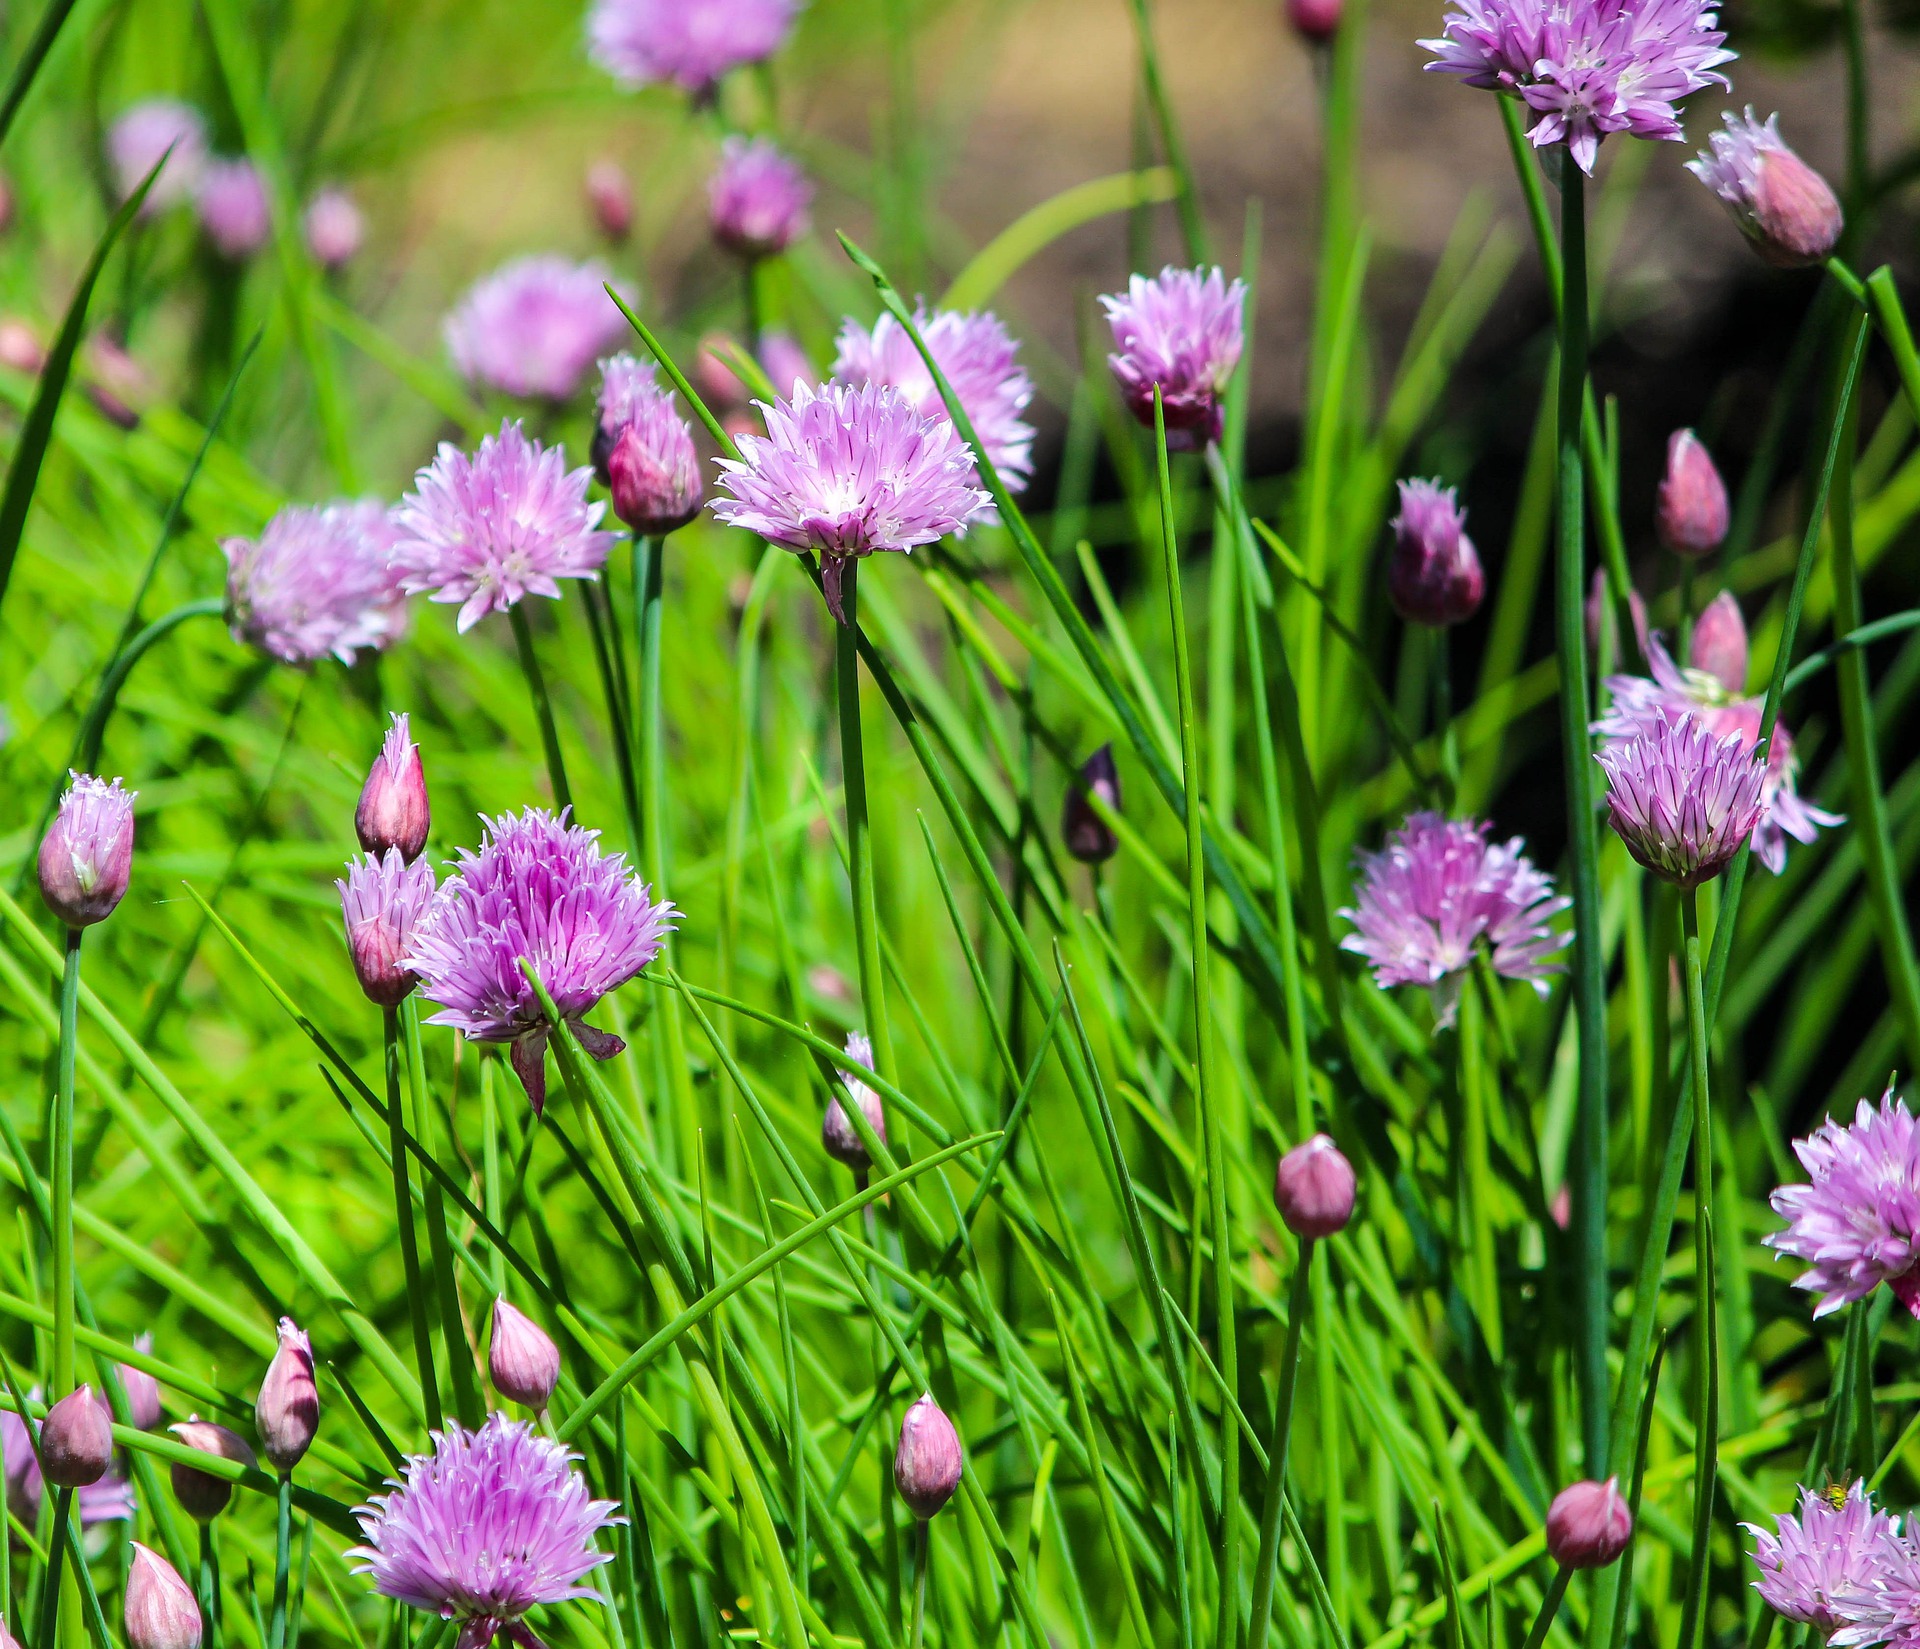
top-left (835, 560), bottom-right (897, 1086)
top-left (1555, 159), bottom-right (1611, 1474)
top-left (198, 1518), bottom-right (221, 1649)
top-left (51, 925), bottom-right (81, 1399)
top-left (35, 1486), bottom-right (71, 1649)
top-left (268, 1475), bottom-right (292, 1649)
top-left (383, 1006), bottom-right (441, 1433)
top-left (909, 1518), bottom-right (930, 1649)
top-left (402, 999), bottom-right (481, 1428)
top-left (1247, 1247), bottom-right (1314, 1649)
top-left (1520, 1567), bottom-right (1573, 1649)
top-left (508, 601), bottom-right (572, 816)
top-left (1675, 892), bottom-right (1718, 1649)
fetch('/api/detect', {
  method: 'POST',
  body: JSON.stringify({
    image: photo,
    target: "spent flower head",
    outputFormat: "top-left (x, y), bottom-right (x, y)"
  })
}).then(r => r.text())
top-left (444, 257), bottom-right (632, 403)
top-left (1746, 1482), bottom-right (1906, 1631)
top-left (1101, 267), bottom-right (1246, 450)
top-left (588, 0), bottom-right (801, 93)
top-left (708, 138), bottom-right (812, 259)
top-left (1690, 108), bottom-right (1844, 267)
top-left (223, 500), bottom-right (409, 665)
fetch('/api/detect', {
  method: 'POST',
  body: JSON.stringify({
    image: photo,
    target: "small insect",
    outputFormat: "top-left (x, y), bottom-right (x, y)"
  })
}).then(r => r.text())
top-left (1823, 1482), bottom-right (1853, 1511)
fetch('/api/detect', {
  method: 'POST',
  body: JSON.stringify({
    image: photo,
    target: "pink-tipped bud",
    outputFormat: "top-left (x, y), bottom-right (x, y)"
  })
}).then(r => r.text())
top-left (586, 159), bottom-right (633, 242)
top-left (1388, 478), bottom-right (1483, 627)
top-left (1585, 569), bottom-right (1649, 661)
top-left (125, 1542), bottom-right (202, 1649)
top-left (824, 1033), bottom-right (888, 1170)
top-left (120, 1335), bottom-right (163, 1432)
top-left (356, 712), bottom-right (430, 863)
top-left (1655, 430), bottom-right (1729, 559)
top-left (1287, 0), bottom-right (1343, 42)
top-left (40, 1386), bottom-right (113, 1487)
top-left (255, 1318), bottom-right (317, 1473)
top-left (1545, 1477), bottom-right (1633, 1569)
top-left (1273, 1134), bottom-right (1356, 1239)
top-left (168, 1418), bottom-right (254, 1521)
top-left (489, 1298), bottom-right (561, 1410)
top-left (1690, 111), bottom-right (1842, 270)
top-left (894, 1393), bottom-right (963, 1519)
top-left (608, 423), bottom-right (703, 536)
top-left (39, 772), bottom-right (136, 928)
top-left (1062, 744), bottom-right (1122, 865)
top-left (1688, 590), bottom-right (1749, 697)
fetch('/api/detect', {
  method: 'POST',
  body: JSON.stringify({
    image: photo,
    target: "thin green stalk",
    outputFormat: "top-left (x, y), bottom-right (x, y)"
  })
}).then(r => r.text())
top-left (269, 1475), bottom-right (292, 1649)
top-left (1458, 975), bottom-right (1499, 1356)
top-left (1520, 1568), bottom-right (1573, 1649)
top-left (1157, 401), bottom-right (1238, 1623)
top-left (402, 1000), bottom-right (481, 1427)
top-left (50, 926), bottom-right (80, 1399)
top-left (1121, 0), bottom-right (1208, 259)
top-left (835, 559), bottom-right (897, 1085)
top-left (507, 602), bottom-right (571, 815)
top-left (1248, 1249), bottom-right (1314, 1649)
top-left (198, 1518), bottom-right (221, 1649)
top-left (383, 1006), bottom-right (440, 1432)
top-left (35, 1487), bottom-right (70, 1649)
top-left (1555, 158), bottom-right (1610, 1474)
top-left (1675, 891), bottom-right (1718, 1649)
top-left (909, 1518), bottom-right (930, 1649)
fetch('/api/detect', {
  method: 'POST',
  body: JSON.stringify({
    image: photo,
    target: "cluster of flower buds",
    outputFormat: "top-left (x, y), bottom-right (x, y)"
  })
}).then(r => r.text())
top-left (1388, 479), bottom-right (1484, 628)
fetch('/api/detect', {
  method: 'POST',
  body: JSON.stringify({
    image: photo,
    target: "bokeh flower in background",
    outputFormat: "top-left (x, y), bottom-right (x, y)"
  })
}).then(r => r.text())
top-left (444, 256), bottom-right (632, 402)
top-left (1101, 266), bottom-right (1246, 450)
top-left (1595, 710), bottom-right (1768, 886)
top-left (584, 159), bottom-right (633, 242)
top-left (390, 421), bottom-right (619, 632)
top-left (349, 1413), bottom-right (619, 1646)
top-left (303, 186), bottom-right (364, 269)
top-left (833, 307), bottom-right (1036, 492)
top-left (404, 807), bottom-right (678, 1110)
top-left (710, 379), bottom-right (989, 622)
top-left (223, 500), bottom-right (409, 665)
top-left (590, 354), bottom-right (702, 535)
top-left (1745, 1482), bottom-right (1905, 1631)
top-left (1655, 429), bottom-right (1730, 557)
top-left (1340, 811), bottom-right (1569, 1026)
top-left (197, 159), bottom-right (271, 259)
top-left (588, 0), bottom-right (802, 94)
top-left (1421, 0), bottom-right (1734, 172)
top-left (1690, 108), bottom-right (1844, 267)
top-left (107, 99), bottom-right (208, 212)
top-left (707, 137), bottom-right (812, 259)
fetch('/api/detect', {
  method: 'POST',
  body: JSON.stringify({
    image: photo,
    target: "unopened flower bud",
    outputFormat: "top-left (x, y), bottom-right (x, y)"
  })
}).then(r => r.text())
top-left (489, 1298), bottom-right (561, 1410)
top-left (39, 772), bottom-right (136, 928)
top-left (1388, 478), bottom-right (1483, 627)
top-left (1545, 1477), bottom-right (1633, 1569)
top-left (168, 1418), bottom-right (254, 1521)
top-left (120, 1335), bottom-right (163, 1432)
top-left (255, 1318), bottom-right (317, 1473)
top-left (1273, 1134), bottom-right (1356, 1239)
top-left (125, 1542), bottom-right (202, 1649)
top-left (356, 712), bottom-right (430, 862)
top-left (337, 849), bottom-right (435, 1006)
top-left (585, 159), bottom-right (632, 242)
top-left (1287, 0), bottom-right (1343, 42)
top-left (894, 1393), bottom-right (963, 1519)
top-left (1688, 590), bottom-right (1748, 696)
top-left (40, 1386), bottom-right (113, 1487)
top-left (1655, 430), bottom-right (1728, 559)
top-left (1690, 109), bottom-right (1842, 270)
top-left (1062, 744), bottom-right (1122, 864)
top-left (824, 1033), bottom-right (888, 1171)
top-left (594, 354), bottom-right (703, 535)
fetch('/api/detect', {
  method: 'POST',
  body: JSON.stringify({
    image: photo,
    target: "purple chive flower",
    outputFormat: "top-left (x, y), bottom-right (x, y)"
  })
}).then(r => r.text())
top-left (404, 808), bottom-right (678, 1112)
top-left (1339, 812), bottom-right (1570, 1027)
top-left (338, 850), bottom-right (437, 1007)
top-left (833, 307), bottom-right (1036, 494)
top-left (1767, 1090), bottom-right (1920, 1319)
top-left (1388, 478), bottom-right (1485, 627)
top-left (40, 773), bottom-right (136, 929)
top-left (709, 380), bottom-right (989, 624)
top-left (0, 1404), bottom-right (136, 1526)
top-left (587, 0), bottom-right (801, 94)
top-left (444, 257), bottom-right (632, 403)
top-left (108, 100), bottom-right (208, 213)
top-left (1595, 710), bottom-right (1768, 887)
top-left (390, 421), bottom-right (620, 633)
top-left (196, 159), bottom-right (270, 259)
top-left (1746, 1482), bottom-right (1906, 1630)
top-left (1101, 266), bottom-right (1246, 451)
top-left (350, 1413), bottom-right (620, 1649)
top-left (1690, 108), bottom-right (1844, 268)
top-left (590, 355), bottom-right (702, 535)
top-left (707, 138), bottom-right (812, 260)
top-left (1596, 605), bottom-right (1840, 873)
top-left (1421, 0), bottom-right (1733, 174)
top-left (303, 187), bottom-right (365, 269)
top-left (223, 501), bottom-right (409, 666)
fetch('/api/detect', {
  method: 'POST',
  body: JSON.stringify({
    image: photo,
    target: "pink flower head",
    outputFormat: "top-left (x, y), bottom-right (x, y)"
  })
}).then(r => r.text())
top-left (303, 187), bottom-right (364, 269)
top-left (1388, 478), bottom-right (1484, 627)
top-left (1746, 1482), bottom-right (1907, 1630)
top-left (1100, 266), bottom-right (1246, 450)
top-left (196, 159), bottom-right (270, 259)
top-left (350, 1413), bottom-right (620, 1649)
top-left (1596, 609), bottom-right (1840, 873)
top-left (391, 421), bottom-right (620, 633)
top-left (1596, 709), bottom-right (1768, 887)
top-left (1689, 108), bottom-right (1844, 268)
top-left (1422, 0), bottom-right (1733, 174)
top-left (1768, 1090), bottom-right (1920, 1319)
top-left (40, 773), bottom-right (136, 929)
top-left (223, 500), bottom-right (409, 665)
top-left (1833, 1533), bottom-right (1920, 1649)
top-left (338, 849), bottom-right (436, 1007)
top-left (709, 380), bottom-right (989, 624)
top-left (444, 257), bottom-right (632, 403)
top-left (108, 100), bottom-right (208, 213)
top-left (405, 808), bottom-right (678, 1112)
top-left (590, 355), bottom-right (702, 535)
top-left (587, 0), bottom-right (801, 93)
top-left (1339, 811), bottom-right (1569, 1026)
top-left (833, 307), bottom-right (1036, 494)
top-left (708, 138), bottom-right (812, 259)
